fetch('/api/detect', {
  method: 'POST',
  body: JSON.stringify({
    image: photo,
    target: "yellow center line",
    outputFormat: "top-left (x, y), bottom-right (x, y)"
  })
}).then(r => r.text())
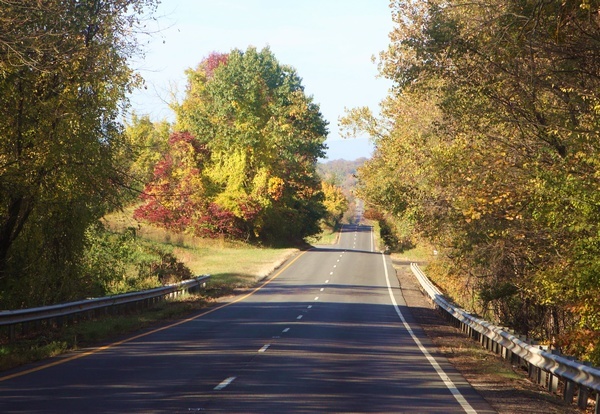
top-left (0, 250), bottom-right (308, 383)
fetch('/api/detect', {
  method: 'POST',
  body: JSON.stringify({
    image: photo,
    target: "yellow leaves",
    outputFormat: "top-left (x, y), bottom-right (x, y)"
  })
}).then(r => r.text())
top-left (267, 177), bottom-right (284, 201)
top-left (580, 0), bottom-right (592, 10)
top-left (207, 150), bottom-right (247, 188)
top-left (463, 209), bottom-right (482, 223)
top-left (322, 181), bottom-right (348, 224)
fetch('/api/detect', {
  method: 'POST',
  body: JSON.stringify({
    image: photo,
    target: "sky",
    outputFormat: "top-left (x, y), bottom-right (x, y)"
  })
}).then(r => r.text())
top-left (129, 0), bottom-right (394, 161)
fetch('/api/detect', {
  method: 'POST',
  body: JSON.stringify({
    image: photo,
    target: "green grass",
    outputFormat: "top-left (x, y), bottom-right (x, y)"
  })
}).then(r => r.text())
top-left (306, 226), bottom-right (340, 246)
top-left (1, 206), bottom-right (375, 372)
top-left (170, 243), bottom-right (297, 280)
top-left (0, 208), bottom-right (302, 373)
top-left (103, 206), bottom-right (298, 285)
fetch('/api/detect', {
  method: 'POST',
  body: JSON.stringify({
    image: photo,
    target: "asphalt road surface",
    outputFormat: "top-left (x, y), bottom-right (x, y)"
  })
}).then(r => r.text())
top-left (0, 223), bottom-right (496, 413)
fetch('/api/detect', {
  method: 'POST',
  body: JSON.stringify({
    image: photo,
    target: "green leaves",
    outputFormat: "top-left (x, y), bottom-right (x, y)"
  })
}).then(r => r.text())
top-left (0, 0), bottom-right (159, 306)
top-left (138, 47), bottom-right (328, 243)
top-left (350, 0), bottom-right (600, 363)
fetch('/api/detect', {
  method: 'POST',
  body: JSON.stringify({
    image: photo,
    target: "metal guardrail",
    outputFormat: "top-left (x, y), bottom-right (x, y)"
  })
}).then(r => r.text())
top-left (0, 275), bottom-right (211, 341)
top-left (410, 263), bottom-right (600, 413)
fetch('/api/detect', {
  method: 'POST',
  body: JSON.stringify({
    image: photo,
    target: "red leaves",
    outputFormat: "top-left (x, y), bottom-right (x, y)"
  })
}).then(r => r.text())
top-left (134, 130), bottom-right (250, 239)
top-left (202, 52), bottom-right (229, 79)
top-left (192, 203), bottom-right (244, 239)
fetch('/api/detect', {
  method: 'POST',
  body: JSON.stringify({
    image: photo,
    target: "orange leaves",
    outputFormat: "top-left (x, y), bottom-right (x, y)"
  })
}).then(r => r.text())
top-left (267, 177), bottom-right (285, 201)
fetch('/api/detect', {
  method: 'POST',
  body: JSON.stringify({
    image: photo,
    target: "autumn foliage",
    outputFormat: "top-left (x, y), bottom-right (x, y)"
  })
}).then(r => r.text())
top-left (344, 0), bottom-right (600, 364)
top-left (135, 48), bottom-right (328, 243)
top-left (133, 131), bottom-right (245, 238)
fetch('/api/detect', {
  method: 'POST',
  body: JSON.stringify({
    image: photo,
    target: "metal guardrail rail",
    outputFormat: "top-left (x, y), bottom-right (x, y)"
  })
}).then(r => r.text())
top-left (0, 275), bottom-right (211, 341)
top-left (410, 263), bottom-right (600, 413)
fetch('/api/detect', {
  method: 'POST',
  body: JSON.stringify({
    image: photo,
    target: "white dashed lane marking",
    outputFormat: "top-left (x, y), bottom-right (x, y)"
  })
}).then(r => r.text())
top-left (258, 344), bottom-right (270, 353)
top-left (214, 376), bottom-right (236, 391)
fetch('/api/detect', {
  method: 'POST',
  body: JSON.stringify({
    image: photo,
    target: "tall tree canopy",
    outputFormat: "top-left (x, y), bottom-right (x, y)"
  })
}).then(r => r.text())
top-left (136, 47), bottom-right (328, 243)
top-left (0, 0), bottom-right (158, 306)
top-left (344, 0), bottom-right (600, 363)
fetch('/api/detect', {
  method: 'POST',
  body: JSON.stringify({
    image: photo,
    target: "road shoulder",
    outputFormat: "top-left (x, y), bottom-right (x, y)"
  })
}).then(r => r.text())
top-left (393, 259), bottom-right (581, 414)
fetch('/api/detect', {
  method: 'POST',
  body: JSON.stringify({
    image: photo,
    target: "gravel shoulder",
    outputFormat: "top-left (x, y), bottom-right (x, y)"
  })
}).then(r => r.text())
top-left (393, 259), bottom-right (582, 414)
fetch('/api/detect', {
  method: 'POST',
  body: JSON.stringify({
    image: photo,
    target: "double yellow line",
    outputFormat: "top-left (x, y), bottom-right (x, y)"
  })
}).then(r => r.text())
top-left (0, 250), bottom-right (307, 383)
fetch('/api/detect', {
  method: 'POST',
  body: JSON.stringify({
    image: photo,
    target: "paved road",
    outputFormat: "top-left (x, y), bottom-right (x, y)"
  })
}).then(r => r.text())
top-left (0, 224), bottom-right (495, 413)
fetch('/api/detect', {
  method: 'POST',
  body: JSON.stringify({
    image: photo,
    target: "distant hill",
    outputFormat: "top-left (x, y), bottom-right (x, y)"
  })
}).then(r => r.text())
top-left (317, 158), bottom-right (368, 196)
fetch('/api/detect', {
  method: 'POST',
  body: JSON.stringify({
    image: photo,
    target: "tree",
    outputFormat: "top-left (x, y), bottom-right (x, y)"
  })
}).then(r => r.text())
top-left (345, 0), bottom-right (600, 363)
top-left (321, 181), bottom-right (348, 228)
top-left (133, 131), bottom-right (245, 238)
top-left (122, 113), bottom-right (172, 194)
top-left (0, 0), bottom-right (158, 306)
top-left (137, 47), bottom-right (328, 243)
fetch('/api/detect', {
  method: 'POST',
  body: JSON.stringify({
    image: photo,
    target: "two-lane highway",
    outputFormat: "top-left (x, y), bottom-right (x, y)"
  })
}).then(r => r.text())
top-left (0, 225), bottom-right (495, 413)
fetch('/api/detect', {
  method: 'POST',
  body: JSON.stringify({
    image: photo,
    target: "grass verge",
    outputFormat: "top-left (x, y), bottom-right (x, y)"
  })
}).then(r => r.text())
top-left (391, 244), bottom-right (437, 263)
top-left (0, 294), bottom-right (211, 372)
top-left (103, 206), bottom-right (298, 286)
top-left (394, 260), bottom-right (581, 414)
top-left (0, 208), bottom-right (310, 373)
top-left (306, 225), bottom-right (340, 246)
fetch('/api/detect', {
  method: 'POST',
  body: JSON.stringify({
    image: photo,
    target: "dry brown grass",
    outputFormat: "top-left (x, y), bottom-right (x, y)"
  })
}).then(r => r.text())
top-left (394, 262), bottom-right (582, 414)
top-left (102, 206), bottom-right (298, 286)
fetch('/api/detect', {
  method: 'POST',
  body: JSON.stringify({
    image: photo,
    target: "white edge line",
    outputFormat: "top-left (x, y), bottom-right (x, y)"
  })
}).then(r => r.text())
top-left (380, 251), bottom-right (478, 414)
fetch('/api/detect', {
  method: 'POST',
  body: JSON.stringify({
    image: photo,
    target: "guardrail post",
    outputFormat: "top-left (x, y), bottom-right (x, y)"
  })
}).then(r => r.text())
top-left (563, 379), bottom-right (576, 403)
top-left (501, 346), bottom-right (509, 360)
top-left (510, 349), bottom-right (518, 365)
top-left (578, 385), bottom-right (589, 409)
top-left (539, 369), bottom-right (549, 389)
top-left (595, 391), bottom-right (599, 414)
top-left (528, 363), bottom-right (536, 381)
top-left (547, 373), bottom-right (558, 393)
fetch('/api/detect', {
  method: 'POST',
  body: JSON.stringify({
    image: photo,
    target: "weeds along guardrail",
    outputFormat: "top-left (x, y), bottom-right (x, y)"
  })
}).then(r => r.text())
top-left (0, 275), bottom-right (211, 342)
top-left (410, 263), bottom-right (600, 414)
